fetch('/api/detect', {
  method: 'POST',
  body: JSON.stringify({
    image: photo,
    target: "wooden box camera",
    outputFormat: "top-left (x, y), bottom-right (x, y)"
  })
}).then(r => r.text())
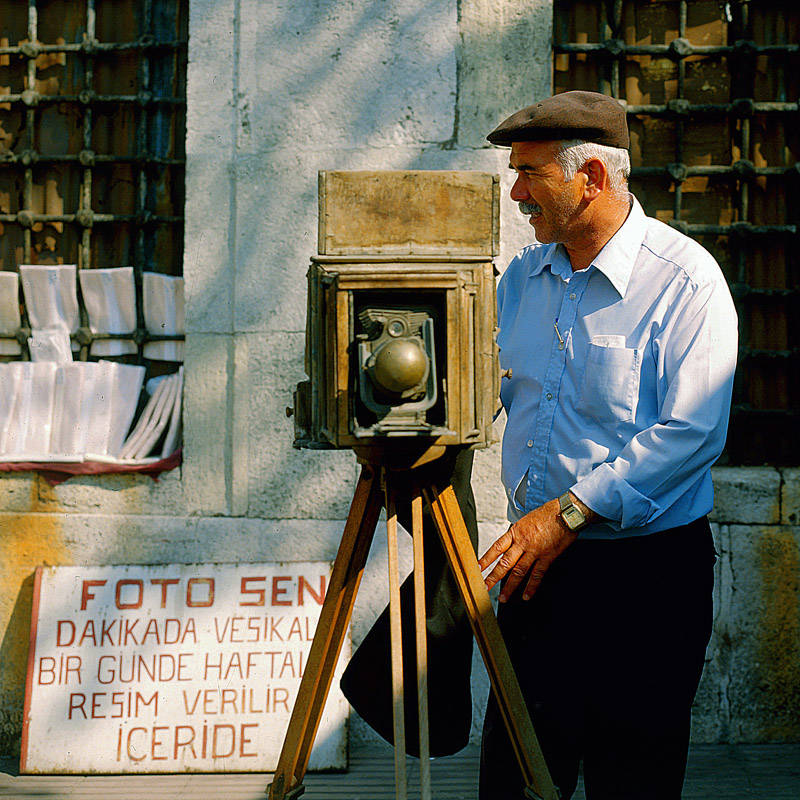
top-left (292, 170), bottom-right (500, 451)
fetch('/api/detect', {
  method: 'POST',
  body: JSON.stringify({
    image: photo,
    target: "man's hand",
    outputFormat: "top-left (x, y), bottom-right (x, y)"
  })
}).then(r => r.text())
top-left (478, 498), bottom-right (578, 602)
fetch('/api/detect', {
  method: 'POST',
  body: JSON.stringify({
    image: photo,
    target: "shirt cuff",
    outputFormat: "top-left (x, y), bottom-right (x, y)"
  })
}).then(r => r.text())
top-left (571, 463), bottom-right (660, 530)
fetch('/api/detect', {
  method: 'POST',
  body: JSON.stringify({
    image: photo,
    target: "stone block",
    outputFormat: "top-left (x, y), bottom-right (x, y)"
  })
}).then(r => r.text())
top-left (196, 517), bottom-right (346, 563)
top-left (711, 467), bottom-right (781, 524)
top-left (458, 0), bottom-right (553, 148)
top-left (184, 153), bottom-right (235, 334)
top-left (0, 474), bottom-right (35, 512)
top-left (723, 525), bottom-right (800, 742)
top-left (233, 151), bottom-right (321, 333)
top-left (781, 468), bottom-right (800, 526)
top-left (56, 514), bottom-right (202, 565)
top-left (40, 470), bottom-right (184, 516)
top-left (246, 332), bottom-right (357, 519)
top-left (238, 0), bottom-right (457, 153)
top-left (183, 333), bottom-right (233, 515)
top-left (185, 0), bottom-right (237, 334)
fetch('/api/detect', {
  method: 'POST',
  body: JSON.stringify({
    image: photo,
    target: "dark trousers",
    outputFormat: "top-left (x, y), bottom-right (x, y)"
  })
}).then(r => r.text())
top-left (480, 517), bottom-right (716, 800)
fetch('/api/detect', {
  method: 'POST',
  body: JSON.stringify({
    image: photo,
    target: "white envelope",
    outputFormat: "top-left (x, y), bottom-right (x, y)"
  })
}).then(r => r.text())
top-left (142, 273), bottom-right (184, 362)
top-left (0, 364), bottom-right (21, 455)
top-left (51, 363), bottom-right (97, 457)
top-left (19, 264), bottom-right (80, 334)
top-left (78, 267), bottom-right (138, 357)
top-left (161, 366), bottom-right (183, 458)
top-left (1, 362), bottom-right (58, 458)
top-left (0, 272), bottom-right (22, 357)
top-left (84, 361), bottom-right (146, 458)
top-left (28, 329), bottom-right (73, 363)
top-left (106, 362), bottom-right (146, 457)
top-left (119, 374), bottom-right (173, 459)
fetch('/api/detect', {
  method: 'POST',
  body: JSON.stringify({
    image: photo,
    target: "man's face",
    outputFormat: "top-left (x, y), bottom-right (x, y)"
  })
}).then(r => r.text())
top-left (508, 140), bottom-right (583, 244)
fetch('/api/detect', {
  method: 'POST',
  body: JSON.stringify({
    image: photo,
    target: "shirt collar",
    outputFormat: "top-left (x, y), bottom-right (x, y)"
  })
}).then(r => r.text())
top-left (589, 194), bottom-right (646, 297)
top-left (530, 194), bottom-right (647, 297)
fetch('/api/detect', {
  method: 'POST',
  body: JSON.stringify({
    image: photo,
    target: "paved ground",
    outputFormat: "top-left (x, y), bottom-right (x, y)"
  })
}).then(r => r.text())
top-left (1, 742), bottom-right (799, 798)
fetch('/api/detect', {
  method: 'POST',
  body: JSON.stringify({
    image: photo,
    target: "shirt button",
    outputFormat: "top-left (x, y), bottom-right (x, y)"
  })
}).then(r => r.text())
top-left (546, 392), bottom-right (553, 401)
top-left (569, 292), bottom-right (576, 300)
top-left (526, 439), bottom-right (533, 447)
top-left (531, 473), bottom-right (538, 481)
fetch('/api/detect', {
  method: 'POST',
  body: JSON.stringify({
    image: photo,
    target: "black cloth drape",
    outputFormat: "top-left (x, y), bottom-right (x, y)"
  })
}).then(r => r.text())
top-left (340, 447), bottom-right (479, 757)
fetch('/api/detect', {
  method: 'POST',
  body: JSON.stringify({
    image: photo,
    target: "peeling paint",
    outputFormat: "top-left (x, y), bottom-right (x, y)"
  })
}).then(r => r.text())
top-left (757, 528), bottom-right (800, 739)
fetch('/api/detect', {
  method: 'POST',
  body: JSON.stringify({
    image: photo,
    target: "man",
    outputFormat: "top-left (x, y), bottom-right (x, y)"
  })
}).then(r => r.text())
top-left (478, 91), bottom-right (737, 799)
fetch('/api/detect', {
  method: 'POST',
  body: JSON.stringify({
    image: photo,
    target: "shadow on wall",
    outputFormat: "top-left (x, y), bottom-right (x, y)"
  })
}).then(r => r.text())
top-left (197, 1), bottom-right (541, 524)
top-left (0, 574), bottom-right (35, 760)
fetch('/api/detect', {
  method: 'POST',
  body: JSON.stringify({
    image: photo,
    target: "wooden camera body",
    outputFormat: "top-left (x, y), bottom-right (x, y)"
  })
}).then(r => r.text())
top-left (292, 170), bottom-right (500, 453)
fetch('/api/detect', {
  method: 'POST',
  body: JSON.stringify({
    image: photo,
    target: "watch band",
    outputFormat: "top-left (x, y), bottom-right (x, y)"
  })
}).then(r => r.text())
top-left (558, 491), bottom-right (588, 532)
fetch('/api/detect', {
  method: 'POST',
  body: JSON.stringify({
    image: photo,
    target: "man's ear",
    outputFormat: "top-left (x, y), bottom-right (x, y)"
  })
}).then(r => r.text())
top-left (581, 158), bottom-right (608, 200)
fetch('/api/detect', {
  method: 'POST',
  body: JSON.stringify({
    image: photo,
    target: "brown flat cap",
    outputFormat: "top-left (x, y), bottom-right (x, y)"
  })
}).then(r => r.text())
top-left (487, 90), bottom-right (629, 149)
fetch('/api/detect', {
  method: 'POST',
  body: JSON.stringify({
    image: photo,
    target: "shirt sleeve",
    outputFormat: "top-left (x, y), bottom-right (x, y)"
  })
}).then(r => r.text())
top-left (571, 274), bottom-right (738, 530)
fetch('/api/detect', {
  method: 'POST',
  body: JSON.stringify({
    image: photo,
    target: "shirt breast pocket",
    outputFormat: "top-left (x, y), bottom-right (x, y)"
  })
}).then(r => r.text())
top-left (577, 342), bottom-right (640, 425)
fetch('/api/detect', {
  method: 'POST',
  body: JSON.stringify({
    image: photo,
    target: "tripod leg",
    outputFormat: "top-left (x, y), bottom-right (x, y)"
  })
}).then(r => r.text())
top-left (268, 466), bottom-right (383, 800)
top-left (423, 483), bottom-right (560, 800)
top-left (384, 473), bottom-right (408, 800)
top-left (411, 484), bottom-right (431, 800)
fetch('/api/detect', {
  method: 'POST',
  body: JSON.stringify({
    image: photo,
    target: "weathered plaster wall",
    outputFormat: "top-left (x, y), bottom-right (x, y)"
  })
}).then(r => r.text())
top-left (1, 0), bottom-right (798, 758)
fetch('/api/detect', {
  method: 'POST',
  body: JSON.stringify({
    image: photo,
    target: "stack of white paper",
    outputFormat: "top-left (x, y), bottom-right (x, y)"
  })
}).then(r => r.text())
top-left (0, 360), bottom-right (146, 462)
top-left (119, 367), bottom-right (183, 459)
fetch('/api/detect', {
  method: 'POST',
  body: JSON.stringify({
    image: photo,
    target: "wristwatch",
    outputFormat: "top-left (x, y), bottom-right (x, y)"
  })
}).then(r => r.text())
top-left (558, 492), bottom-right (589, 533)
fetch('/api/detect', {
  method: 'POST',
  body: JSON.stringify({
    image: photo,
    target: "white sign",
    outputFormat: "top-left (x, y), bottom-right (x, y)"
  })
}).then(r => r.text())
top-left (21, 562), bottom-right (348, 774)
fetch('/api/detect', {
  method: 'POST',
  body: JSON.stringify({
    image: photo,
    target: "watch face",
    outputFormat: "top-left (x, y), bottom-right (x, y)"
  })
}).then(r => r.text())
top-left (562, 506), bottom-right (585, 531)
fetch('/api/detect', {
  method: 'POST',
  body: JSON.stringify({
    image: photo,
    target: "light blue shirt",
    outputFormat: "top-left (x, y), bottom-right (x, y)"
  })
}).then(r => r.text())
top-left (497, 195), bottom-right (738, 539)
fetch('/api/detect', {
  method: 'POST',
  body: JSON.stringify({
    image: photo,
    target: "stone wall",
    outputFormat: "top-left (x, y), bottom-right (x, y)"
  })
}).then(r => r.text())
top-left (1, 0), bottom-right (798, 758)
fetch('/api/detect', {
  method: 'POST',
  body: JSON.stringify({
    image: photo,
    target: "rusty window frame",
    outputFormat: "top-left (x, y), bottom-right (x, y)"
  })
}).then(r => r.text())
top-left (0, 0), bottom-right (187, 360)
top-left (554, 0), bottom-right (799, 464)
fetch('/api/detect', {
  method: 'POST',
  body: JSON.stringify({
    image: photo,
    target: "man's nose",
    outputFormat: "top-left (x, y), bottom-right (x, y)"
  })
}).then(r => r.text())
top-left (510, 175), bottom-right (529, 201)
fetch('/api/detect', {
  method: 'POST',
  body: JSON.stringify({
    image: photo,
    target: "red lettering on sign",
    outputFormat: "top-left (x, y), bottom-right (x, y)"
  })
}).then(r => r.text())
top-left (81, 580), bottom-right (107, 609)
top-left (186, 578), bottom-right (214, 607)
top-left (299, 575), bottom-right (326, 606)
top-left (173, 725), bottom-right (196, 759)
top-left (56, 620), bottom-right (75, 647)
top-left (116, 580), bottom-right (144, 610)
top-left (240, 723), bottom-right (258, 757)
top-left (68, 693), bottom-right (86, 719)
top-left (150, 578), bottom-right (179, 608)
top-left (271, 576), bottom-right (292, 606)
top-left (240, 576), bottom-right (266, 606)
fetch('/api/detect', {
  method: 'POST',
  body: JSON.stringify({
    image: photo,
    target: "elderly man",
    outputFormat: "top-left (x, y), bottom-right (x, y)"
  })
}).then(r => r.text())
top-left (478, 91), bottom-right (737, 799)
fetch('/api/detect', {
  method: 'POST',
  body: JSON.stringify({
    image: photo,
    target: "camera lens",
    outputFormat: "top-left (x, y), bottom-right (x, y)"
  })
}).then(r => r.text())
top-left (371, 338), bottom-right (428, 394)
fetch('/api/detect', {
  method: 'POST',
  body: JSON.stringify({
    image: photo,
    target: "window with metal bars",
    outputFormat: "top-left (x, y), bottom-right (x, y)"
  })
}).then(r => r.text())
top-left (0, 0), bottom-right (187, 465)
top-left (0, 0), bottom-right (186, 352)
top-left (554, 0), bottom-right (799, 465)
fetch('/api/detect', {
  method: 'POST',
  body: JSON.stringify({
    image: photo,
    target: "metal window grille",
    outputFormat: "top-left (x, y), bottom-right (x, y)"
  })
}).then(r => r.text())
top-left (0, 0), bottom-right (187, 361)
top-left (554, 0), bottom-right (799, 465)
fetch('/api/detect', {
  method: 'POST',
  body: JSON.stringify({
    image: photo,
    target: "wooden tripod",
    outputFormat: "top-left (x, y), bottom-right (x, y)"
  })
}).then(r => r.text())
top-left (266, 459), bottom-right (559, 800)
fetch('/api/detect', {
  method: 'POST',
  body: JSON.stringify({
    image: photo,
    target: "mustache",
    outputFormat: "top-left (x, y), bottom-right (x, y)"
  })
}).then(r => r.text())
top-left (518, 201), bottom-right (541, 215)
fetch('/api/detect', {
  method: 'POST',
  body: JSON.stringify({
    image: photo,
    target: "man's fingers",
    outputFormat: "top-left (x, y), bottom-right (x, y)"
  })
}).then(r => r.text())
top-left (498, 552), bottom-right (538, 603)
top-left (477, 528), bottom-right (513, 570)
top-left (521, 559), bottom-right (552, 600)
top-left (483, 546), bottom-right (524, 591)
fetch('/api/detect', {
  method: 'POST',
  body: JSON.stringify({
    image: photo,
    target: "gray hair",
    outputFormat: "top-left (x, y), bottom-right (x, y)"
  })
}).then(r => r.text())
top-left (554, 139), bottom-right (630, 194)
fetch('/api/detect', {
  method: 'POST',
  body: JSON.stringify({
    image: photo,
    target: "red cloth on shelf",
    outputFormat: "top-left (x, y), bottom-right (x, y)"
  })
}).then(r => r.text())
top-left (0, 449), bottom-right (181, 486)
